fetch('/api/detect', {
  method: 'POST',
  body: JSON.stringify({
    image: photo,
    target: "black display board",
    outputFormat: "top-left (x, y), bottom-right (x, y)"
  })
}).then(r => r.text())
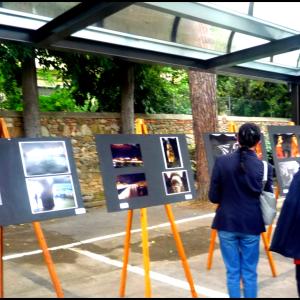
top-left (268, 125), bottom-right (300, 196)
top-left (0, 137), bottom-right (85, 226)
top-left (203, 132), bottom-right (268, 175)
top-left (95, 134), bottom-right (196, 212)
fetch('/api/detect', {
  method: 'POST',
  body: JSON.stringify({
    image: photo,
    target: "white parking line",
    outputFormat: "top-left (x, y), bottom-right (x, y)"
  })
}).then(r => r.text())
top-left (70, 247), bottom-right (228, 298)
top-left (3, 212), bottom-right (215, 260)
top-left (3, 212), bottom-right (227, 298)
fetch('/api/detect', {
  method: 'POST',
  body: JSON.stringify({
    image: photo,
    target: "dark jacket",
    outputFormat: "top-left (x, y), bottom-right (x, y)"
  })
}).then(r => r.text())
top-left (270, 169), bottom-right (300, 259)
top-left (209, 148), bottom-right (273, 235)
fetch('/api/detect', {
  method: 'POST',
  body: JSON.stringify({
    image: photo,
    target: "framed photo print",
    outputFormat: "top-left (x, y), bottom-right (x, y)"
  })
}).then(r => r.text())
top-left (162, 170), bottom-right (191, 196)
top-left (160, 137), bottom-right (183, 169)
top-left (0, 137), bottom-right (85, 226)
top-left (111, 143), bottom-right (144, 168)
top-left (203, 132), bottom-right (268, 175)
top-left (95, 134), bottom-right (196, 212)
top-left (268, 125), bottom-right (300, 195)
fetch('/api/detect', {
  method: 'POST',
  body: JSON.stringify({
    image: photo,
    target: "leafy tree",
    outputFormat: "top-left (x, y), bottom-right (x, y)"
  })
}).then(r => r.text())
top-left (0, 42), bottom-right (293, 118)
top-left (217, 75), bottom-right (291, 118)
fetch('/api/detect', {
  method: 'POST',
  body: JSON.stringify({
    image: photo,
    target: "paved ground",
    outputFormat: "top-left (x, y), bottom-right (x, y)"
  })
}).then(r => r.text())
top-left (1, 202), bottom-right (298, 298)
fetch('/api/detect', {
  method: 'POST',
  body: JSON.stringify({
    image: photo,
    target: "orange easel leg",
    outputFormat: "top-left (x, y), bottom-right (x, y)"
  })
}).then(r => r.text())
top-left (266, 224), bottom-right (273, 243)
top-left (165, 205), bottom-right (198, 298)
top-left (120, 210), bottom-right (134, 298)
top-left (140, 208), bottom-right (151, 298)
top-left (207, 229), bottom-right (217, 270)
top-left (32, 222), bottom-right (64, 298)
top-left (261, 232), bottom-right (277, 277)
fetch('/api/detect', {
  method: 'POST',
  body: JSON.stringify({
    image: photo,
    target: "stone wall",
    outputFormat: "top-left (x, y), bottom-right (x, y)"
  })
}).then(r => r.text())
top-left (0, 111), bottom-right (291, 207)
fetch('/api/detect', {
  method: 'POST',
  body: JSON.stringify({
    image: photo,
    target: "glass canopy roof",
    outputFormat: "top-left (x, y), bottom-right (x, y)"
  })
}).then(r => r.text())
top-left (1, 2), bottom-right (300, 83)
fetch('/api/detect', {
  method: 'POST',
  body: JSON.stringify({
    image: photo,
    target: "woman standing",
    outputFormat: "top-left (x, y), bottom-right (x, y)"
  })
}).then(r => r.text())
top-left (270, 169), bottom-right (300, 297)
top-left (209, 123), bottom-right (273, 298)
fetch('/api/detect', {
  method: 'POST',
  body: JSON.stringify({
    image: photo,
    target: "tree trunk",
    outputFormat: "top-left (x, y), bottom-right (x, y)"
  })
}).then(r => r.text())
top-left (120, 61), bottom-right (135, 134)
top-left (189, 70), bottom-right (217, 201)
top-left (21, 52), bottom-right (41, 137)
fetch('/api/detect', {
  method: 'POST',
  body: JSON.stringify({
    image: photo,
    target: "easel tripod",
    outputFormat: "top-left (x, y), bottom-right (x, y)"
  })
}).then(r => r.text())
top-left (0, 118), bottom-right (64, 298)
top-left (119, 118), bottom-right (198, 298)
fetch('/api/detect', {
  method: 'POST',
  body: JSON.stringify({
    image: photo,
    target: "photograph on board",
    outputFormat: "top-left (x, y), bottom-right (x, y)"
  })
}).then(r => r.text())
top-left (19, 141), bottom-right (70, 177)
top-left (160, 137), bottom-right (183, 169)
top-left (209, 133), bottom-right (239, 160)
top-left (278, 160), bottom-right (300, 192)
top-left (26, 175), bottom-right (78, 214)
top-left (116, 173), bottom-right (148, 200)
top-left (110, 143), bottom-right (144, 168)
top-left (273, 133), bottom-right (300, 159)
top-left (162, 170), bottom-right (190, 195)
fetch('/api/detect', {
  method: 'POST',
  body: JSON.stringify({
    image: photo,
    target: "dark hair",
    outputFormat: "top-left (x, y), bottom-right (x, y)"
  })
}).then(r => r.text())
top-left (238, 123), bottom-right (261, 172)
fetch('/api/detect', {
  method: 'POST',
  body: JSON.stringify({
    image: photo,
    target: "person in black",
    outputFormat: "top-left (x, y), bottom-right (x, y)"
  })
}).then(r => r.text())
top-left (209, 123), bottom-right (273, 298)
top-left (270, 168), bottom-right (300, 297)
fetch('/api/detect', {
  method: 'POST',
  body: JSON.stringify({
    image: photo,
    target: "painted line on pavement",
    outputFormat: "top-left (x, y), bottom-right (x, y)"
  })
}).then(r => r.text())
top-left (3, 212), bottom-right (215, 260)
top-left (70, 247), bottom-right (229, 298)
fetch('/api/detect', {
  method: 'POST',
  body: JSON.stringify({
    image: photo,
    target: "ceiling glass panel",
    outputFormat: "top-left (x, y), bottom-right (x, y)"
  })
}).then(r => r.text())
top-left (176, 19), bottom-right (231, 53)
top-left (272, 50), bottom-right (300, 68)
top-left (1, 2), bottom-right (79, 19)
top-left (231, 32), bottom-right (269, 52)
top-left (209, 2), bottom-right (250, 14)
top-left (0, 2), bottom-right (299, 79)
top-left (253, 2), bottom-right (300, 32)
top-left (101, 5), bottom-right (174, 43)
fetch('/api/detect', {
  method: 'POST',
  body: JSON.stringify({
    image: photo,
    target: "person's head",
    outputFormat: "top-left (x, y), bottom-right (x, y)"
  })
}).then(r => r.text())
top-left (237, 123), bottom-right (261, 149)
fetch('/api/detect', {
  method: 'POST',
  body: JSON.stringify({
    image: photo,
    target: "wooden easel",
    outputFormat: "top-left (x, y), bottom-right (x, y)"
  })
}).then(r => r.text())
top-left (119, 118), bottom-right (198, 298)
top-left (265, 120), bottom-right (296, 242)
top-left (0, 118), bottom-right (64, 298)
top-left (206, 121), bottom-right (277, 277)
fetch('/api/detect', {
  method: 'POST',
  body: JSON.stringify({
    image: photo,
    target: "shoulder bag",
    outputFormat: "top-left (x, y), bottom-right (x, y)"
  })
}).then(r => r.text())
top-left (260, 161), bottom-right (277, 225)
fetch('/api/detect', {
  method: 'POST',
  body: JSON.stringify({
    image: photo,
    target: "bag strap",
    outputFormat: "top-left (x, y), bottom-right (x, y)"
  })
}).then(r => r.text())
top-left (262, 160), bottom-right (268, 188)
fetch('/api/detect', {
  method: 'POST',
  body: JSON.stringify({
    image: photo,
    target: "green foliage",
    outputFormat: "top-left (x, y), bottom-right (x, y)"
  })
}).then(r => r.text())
top-left (39, 89), bottom-right (77, 112)
top-left (39, 89), bottom-right (100, 112)
top-left (217, 75), bottom-right (291, 118)
top-left (37, 50), bottom-right (121, 112)
top-left (134, 65), bottom-right (191, 114)
top-left (0, 42), bottom-right (293, 118)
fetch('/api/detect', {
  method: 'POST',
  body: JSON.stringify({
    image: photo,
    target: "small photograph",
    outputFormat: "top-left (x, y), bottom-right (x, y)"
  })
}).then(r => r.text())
top-left (209, 134), bottom-right (239, 160)
top-left (273, 133), bottom-right (300, 159)
top-left (116, 173), bottom-right (148, 200)
top-left (110, 144), bottom-right (144, 168)
top-left (26, 175), bottom-right (78, 214)
top-left (161, 137), bottom-right (183, 169)
top-left (163, 170), bottom-right (190, 195)
top-left (278, 160), bottom-right (300, 189)
top-left (19, 141), bottom-right (70, 177)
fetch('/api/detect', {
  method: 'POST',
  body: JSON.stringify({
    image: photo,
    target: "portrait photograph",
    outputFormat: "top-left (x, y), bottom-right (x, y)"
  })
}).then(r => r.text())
top-left (162, 170), bottom-right (190, 196)
top-left (19, 141), bottom-right (70, 177)
top-left (26, 175), bottom-right (78, 214)
top-left (273, 133), bottom-right (300, 159)
top-left (278, 160), bottom-right (300, 191)
top-left (110, 143), bottom-right (144, 168)
top-left (160, 137), bottom-right (183, 169)
top-left (116, 173), bottom-right (148, 200)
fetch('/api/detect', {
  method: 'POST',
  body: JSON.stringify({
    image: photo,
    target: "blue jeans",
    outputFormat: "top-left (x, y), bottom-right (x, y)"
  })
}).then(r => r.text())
top-left (218, 231), bottom-right (260, 298)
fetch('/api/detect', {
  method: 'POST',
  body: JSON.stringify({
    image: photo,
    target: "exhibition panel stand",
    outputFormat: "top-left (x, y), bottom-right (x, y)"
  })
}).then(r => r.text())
top-left (119, 119), bottom-right (198, 298)
top-left (0, 118), bottom-right (64, 298)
